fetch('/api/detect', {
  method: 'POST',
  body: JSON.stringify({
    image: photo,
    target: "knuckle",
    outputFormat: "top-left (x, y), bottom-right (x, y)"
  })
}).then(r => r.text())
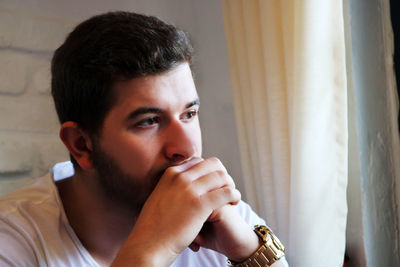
top-left (208, 157), bottom-right (226, 172)
top-left (209, 157), bottom-right (220, 163)
top-left (215, 169), bottom-right (226, 178)
top-left (222, 186), bottom-right (234, 195)
top-left (164, 166), bottom-right (179, 177)
top-left (175, 172), bottom-right (191, 186)
top-left (188, 192), bottom-right (202, 207)
top-left (214, 170), bottom-right (234, 187)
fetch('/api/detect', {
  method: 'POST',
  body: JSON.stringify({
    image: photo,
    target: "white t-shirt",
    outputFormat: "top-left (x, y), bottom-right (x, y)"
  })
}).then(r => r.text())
top-left (0, 162), bottom-right (288, 267)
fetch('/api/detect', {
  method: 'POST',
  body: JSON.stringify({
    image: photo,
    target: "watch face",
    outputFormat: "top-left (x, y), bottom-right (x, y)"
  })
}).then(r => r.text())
top-left (254, 225), bottom-right (269, 241)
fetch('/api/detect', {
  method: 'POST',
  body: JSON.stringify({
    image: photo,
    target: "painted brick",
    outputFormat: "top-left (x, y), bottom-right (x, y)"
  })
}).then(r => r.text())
top-left (0, 95), bottom-right (60, 133)
top-left (0, 9), bottom-right (75, 51)
top-left (0, 132), bottom-right (68, 196)
top-left (0, 140), bottom-right (33, 174)
top-left (32, 137), bottom-right (69, 178)
top-left (0, 50), bottom-right (28, 95)
top-left (26, 57), bottom-right (52, 95)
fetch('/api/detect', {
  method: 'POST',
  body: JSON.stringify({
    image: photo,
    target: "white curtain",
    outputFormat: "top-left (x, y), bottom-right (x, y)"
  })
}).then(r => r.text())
top-left (222, 1), bottom-right (348, 266)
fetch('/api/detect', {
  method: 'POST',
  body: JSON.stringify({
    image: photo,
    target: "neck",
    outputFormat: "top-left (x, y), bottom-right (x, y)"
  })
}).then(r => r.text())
top-left (56, 170), bottom-right (139, 266)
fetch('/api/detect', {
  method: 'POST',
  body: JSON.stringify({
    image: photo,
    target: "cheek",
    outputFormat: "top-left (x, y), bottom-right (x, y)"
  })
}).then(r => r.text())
top-left (102, 133), bottom-right (160, 170)
top-left (119, 139), bottom-right (158, 164)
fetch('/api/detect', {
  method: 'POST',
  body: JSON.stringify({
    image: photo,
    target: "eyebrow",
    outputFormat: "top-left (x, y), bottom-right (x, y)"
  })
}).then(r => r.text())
top-left (125, 98), bottom-right (200, 121)
top-left (186, 99), bottom-right (200, 109)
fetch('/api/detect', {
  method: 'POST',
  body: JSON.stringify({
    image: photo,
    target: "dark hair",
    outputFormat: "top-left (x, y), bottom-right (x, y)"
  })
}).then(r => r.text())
top-left (51, 11), bottom-right (194, 135)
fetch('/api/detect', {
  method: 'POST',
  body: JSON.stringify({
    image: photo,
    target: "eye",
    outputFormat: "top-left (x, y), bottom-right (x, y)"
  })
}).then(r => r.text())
top-left (134, 116), bottom-right (161, 128)
top-left (181, 109), bottom-right (198, 121)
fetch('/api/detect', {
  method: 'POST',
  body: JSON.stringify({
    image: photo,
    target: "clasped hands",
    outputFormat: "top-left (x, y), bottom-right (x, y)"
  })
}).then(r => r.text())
top-left (113, 157), bottom-right (260, 266)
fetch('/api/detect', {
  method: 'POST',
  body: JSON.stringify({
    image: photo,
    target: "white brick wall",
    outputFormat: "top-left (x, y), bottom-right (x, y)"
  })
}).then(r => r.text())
top-left (0, 6), bottom-right (72, 195)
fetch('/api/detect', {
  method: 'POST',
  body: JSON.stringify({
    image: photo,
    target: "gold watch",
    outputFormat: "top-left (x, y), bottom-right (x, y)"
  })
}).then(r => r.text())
top-left (227, 225), bottom-right (285, 267)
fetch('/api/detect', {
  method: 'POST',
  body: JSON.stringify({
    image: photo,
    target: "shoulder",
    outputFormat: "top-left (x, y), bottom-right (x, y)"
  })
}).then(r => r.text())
top-left (0, 173), bottom-right (56, 266)
top-left (0, 164), bottom-right (98, 267)
top-left (0, 218), bottom-right (40, 266)
top-left (0, 174), bottom-right (58, 218)
top-left (0, 161), bottom-right (75, 224)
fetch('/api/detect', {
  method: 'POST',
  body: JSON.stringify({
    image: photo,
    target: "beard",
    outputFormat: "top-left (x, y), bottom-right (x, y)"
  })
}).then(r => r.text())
top-left (91, 140), bottom-right (164, 214)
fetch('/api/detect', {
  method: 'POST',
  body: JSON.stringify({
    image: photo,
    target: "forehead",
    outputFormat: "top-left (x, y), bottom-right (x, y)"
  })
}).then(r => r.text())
top-left (111, 63), bottom-right (198, 111)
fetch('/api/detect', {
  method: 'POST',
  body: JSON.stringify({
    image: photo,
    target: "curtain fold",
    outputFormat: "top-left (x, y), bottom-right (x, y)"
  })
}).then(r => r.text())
top-left (222, 1), bottom-right (348, 266)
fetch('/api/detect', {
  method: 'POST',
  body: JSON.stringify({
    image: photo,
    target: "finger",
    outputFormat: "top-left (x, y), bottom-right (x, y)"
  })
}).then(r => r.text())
top-left (162, 157), bottom-right (204, 183)
top-left (192, 170), bottom-right (235, 196)
top-left (180, 157), bottom-right (227, 182)
top-left (201, 186), bottom-right (241, 213)
top-left (174, 157), bottom-right (204, 172)
top-left (164, 157), bottom-right (227, 186)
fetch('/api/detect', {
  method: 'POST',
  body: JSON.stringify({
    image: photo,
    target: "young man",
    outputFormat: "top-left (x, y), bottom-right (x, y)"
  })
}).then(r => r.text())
top-left (0, 12), bottom-right (288, 266)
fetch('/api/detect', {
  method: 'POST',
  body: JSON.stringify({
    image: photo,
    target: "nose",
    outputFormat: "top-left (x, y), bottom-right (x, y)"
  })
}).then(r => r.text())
top-left (164, 119), bottom-right (198, 163)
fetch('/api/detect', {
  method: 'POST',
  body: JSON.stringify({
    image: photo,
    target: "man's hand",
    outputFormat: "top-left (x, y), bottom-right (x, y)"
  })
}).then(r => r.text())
top-left (191, 204), bottom-right (261, 262)
top-left (112, 157), bottom-right (242, 266)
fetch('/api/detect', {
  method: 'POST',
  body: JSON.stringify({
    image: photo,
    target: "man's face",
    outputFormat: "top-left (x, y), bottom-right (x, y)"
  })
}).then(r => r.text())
top-left (91, 63), bottom-right (202, 212)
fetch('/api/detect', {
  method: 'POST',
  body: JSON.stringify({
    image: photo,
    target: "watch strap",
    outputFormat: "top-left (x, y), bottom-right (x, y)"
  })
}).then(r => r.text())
top-left (227, 225), bottom-right (285, 267)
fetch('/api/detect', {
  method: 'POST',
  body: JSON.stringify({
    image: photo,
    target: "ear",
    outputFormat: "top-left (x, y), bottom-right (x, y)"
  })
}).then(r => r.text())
top-left (59, 122), bottom-right (94, 170)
